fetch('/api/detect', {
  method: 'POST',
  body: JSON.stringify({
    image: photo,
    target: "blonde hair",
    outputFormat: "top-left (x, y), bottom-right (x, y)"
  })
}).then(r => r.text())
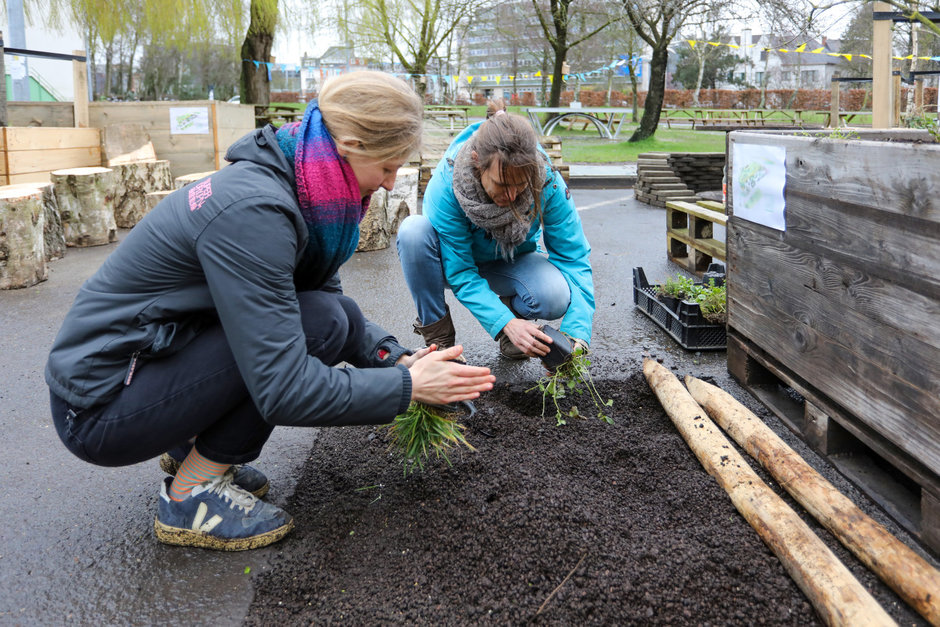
top-left (318, 71), bottom-right (424, 162)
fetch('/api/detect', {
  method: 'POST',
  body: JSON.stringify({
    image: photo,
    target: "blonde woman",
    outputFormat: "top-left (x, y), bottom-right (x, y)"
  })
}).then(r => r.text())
top-left (45, 71), bottom-right (494, 551)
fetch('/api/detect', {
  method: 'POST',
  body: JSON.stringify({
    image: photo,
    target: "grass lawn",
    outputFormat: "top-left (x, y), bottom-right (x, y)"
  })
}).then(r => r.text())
top-left (561, 129), bottom-right (727, 163)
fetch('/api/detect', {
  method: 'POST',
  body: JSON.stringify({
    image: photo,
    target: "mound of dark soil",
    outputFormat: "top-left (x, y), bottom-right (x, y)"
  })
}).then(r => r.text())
top-left (245, 372), bottom-right (921, 625)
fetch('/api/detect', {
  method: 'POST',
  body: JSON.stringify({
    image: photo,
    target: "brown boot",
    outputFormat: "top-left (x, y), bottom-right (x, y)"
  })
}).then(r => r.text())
top-left (413, 306), bottom-right (466, 363)
top-left (497, 295), bottom-right (529, 360)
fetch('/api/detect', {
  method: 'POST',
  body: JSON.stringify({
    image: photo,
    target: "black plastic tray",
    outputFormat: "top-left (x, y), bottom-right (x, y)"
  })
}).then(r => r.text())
top-left (632, 267), bottom-right (727, 351)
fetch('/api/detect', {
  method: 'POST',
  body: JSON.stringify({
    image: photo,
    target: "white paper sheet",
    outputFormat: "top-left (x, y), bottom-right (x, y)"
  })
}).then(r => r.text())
top-left (731, 143), bottom-right (787, 231)
top-left (169, 107), bottom-right (210, 135)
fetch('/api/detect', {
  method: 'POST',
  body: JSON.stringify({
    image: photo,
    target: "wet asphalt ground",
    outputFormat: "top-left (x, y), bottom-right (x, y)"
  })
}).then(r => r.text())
top-left (2, 183), bottom-right (932, 624)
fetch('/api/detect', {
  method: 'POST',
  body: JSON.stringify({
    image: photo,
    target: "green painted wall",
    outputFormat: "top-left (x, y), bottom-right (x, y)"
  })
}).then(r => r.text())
top-left (4, 75), bottom-right (58, 101)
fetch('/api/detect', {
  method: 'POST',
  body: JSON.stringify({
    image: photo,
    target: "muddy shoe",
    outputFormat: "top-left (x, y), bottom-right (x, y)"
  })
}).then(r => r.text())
top-left (159, 452), bottom-right (270, 499)
top-left (496, 331), bottom-right (529, 360)
top-left (154, 472), bottom-right (293, 551)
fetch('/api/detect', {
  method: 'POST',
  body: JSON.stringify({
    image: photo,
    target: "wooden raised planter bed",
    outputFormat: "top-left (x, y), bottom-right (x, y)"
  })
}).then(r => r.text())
top-left (726, 128), bottom-right (940, 553)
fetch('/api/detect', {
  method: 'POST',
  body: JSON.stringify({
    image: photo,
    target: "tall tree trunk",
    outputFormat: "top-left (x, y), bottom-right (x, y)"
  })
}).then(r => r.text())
top-left (548, 49), bottom-right (566, 106)
top-left (126, 31), bottom-right (139, 95)
top-left (240, 0), bottom-right (278, 106)
top-left (629, 44), bottom-right (667, 141)
top-left (104, 42), bottom-right (113, 98)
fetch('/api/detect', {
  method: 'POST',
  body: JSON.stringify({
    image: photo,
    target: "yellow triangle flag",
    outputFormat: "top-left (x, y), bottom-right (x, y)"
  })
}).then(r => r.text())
top-left (452, 75), bottom-right (459, 82)
top-left (467, 76), bottom-right (473, 84)
top-left (535, 70), bottom-right (542, 77)
top-left (812, 47), bottom-right (824, 53)
top-left (842, 54), bottom-right (852, 61)
top-left (495, 76), bottom-right (501, 85)
top-left (795, 43), bottom-right (806, 52)
top-left (688, 39), bottom-right (697, 48)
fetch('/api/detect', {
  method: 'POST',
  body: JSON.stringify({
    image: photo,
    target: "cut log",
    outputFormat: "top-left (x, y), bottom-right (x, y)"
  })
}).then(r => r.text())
top-left (146, 190), bottom-right (173, 213)
top-left (174, 171), bottom-right (216, 190)
top-left (0, 186), bottom-right (48, 289)
top-left (357, 167), bottom-right (419, 252)
top-left (2, 182), bottom-right (65, 261)
top-left (111, 160), bottom-right (172, 228)
top-left (51, 166), bottom-right (116, 247)
top-left (642, 359), bottom-right (896, 627)
top-left (685, 375), bottom-right (940, 626)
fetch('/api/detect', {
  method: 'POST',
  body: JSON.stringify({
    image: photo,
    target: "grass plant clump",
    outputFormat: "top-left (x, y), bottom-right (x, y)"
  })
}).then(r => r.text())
top-left (529, 346), bottom-right (614, 426)
top-left (385, 402), bottom-right (476, 475)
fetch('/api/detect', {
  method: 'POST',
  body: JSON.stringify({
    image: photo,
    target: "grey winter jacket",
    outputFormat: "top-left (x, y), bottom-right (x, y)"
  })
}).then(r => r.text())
top-left (45, 125), bottom-right (413, 427)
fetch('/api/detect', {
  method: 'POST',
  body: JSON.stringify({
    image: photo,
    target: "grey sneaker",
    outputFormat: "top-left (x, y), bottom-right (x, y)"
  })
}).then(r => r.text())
top-left (154, 472), bottom-right (293, 551)
top-left (159, 452), bottom-right (269, 499)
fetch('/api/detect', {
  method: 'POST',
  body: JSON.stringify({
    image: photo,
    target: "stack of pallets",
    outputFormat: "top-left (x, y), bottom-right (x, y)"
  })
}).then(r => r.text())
top-left (539, 135), bottom-right (569, 182)
top-left (633, 152), bottom-right (698, 208)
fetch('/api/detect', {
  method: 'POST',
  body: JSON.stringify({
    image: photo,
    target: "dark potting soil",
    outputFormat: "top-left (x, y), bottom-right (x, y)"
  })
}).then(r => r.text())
top-left (245, 371), bottom-right (926, 626)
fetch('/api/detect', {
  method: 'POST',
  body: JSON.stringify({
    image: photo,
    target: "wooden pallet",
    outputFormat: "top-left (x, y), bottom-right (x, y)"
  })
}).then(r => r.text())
top-left (727, 328), bottom-right (940, 554)
top-left (666, 199), bottom-right (727, 274)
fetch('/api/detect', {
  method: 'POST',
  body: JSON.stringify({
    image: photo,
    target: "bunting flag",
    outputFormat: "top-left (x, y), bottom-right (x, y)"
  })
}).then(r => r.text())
top-left (683, 40), bottom-right (940, 62)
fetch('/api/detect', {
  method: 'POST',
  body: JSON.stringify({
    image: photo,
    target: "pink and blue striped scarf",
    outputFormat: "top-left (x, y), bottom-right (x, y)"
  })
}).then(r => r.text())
top-left (276, 102), bottom-right (369, 290)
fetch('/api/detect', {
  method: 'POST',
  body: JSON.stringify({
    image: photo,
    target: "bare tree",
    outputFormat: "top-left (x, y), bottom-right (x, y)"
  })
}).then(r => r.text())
top-left (531, 0), bottom-right (621, 106)
top-left (349, 0), bottom-right (486, 97)
top-left (620, 0), bottom-right (710, 141)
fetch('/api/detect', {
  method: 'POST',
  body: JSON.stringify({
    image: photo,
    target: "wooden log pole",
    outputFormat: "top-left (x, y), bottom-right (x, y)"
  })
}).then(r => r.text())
top-left (0, 186), bottom-right (47, 289)
top-left (642, 359), bottom-right (896, 627)
top-left (685, 375), bottom-right (940, 626)
top-left (51, 166), bottom-right (116, 247)
top-left (2, 182), bottom-right (66, 261)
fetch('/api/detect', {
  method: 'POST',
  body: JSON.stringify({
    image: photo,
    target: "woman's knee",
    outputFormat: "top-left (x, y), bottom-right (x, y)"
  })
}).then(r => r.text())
top-left (396, 214), bottom-right (437, 256)
top-left (298, 292), bottom-right (360, 362)
top-left (524, 275), bottom-right (570, 320)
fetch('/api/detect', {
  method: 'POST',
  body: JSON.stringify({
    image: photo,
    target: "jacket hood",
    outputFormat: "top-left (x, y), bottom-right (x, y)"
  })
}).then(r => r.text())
top-left (224, 125), bottom-right (296, 189)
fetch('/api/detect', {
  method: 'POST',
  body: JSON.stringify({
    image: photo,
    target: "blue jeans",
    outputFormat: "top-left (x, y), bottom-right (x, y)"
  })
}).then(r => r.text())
top-left (50, 291), bottom-right (365, 467)
top-left (396, 214), bottom-right (570, 326)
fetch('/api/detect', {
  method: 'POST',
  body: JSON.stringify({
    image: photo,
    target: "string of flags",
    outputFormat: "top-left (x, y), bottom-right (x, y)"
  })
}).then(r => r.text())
top-left (685, 39), bottom-right (940, 63)
top-left (243, 57), bottom-right (643, 87)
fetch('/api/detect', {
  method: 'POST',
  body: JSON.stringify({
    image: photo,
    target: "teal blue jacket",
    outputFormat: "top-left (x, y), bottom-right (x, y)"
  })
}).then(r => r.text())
top-left (423, 122), bottom-right (595, 342)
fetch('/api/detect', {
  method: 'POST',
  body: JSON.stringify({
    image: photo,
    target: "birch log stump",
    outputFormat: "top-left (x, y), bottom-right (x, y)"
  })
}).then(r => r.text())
top-left (0, 186), bottom-right (48, 289)
top-left (51, 167), bottom-right (117, 247)
top-left (146, 190), bottom-right (173, 213)
top-left (3, 182), bottom-right (66, 261)
top-left (174, 171), bottom-right (216, 190)
top-left (357, 167), bottom-right (419, 252)
top-left (111, 160), bottom-right (172, 228)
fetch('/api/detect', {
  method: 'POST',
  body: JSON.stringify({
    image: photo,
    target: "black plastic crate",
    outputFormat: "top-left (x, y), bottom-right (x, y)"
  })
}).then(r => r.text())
top-left (632, 267), bottom-right (727, 351)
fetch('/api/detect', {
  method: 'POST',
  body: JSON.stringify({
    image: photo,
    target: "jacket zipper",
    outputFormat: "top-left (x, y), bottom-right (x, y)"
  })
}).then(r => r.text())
top-left (124, 351), bottom-right (141, 386)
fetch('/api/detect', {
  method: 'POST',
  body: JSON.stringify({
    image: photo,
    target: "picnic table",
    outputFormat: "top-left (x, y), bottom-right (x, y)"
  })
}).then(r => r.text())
top-left (424, 105), bottom-right (470, 130)
top-left (255, 104), bottom-right (304, 126)
top-left (525, 107), bottom-right (634, 139)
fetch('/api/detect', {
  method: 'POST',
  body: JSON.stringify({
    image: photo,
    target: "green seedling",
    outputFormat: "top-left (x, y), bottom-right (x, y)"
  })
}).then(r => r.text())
top-left (529, 345), bottom-right (614, 426)
top-left (385, 402), bottom-right (475, 475)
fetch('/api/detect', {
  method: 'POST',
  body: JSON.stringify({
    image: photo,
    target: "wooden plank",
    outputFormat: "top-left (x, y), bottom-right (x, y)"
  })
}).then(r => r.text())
top-left (697, 199), bottom-right (726, 214)
top-left (666, 200), bottom-right (728, 226)
top-left (728, 225), bottom-right (939, 351)
top-left (730, 133), bottom-right (940, 222)
top-left (668, 231), bottom-right (725, 259)
top-left (2, 127), bottom-right (100, 151)
top-left (727, 274), bottom-right (940, 477)
top-left (4, 146), bottom-right (101, 174)
top-left (784, 190), bottom-right (940, 297)
top-left (7, 102), bottom-right (74, 127)
top-left (7, 171), bottom-right (59, 185)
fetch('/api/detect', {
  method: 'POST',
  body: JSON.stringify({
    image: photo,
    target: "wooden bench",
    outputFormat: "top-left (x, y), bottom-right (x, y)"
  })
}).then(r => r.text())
top-left (666, 199), bottom-right (727, 274)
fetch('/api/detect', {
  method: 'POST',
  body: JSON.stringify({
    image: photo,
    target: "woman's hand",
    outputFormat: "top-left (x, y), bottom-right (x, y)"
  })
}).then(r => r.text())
top-left (408, 345), bottom-right (495, 405)
top-left (502, 319), bottom-right (553, 358)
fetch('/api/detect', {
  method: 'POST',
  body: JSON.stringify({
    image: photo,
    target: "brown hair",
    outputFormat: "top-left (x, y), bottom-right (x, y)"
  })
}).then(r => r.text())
top-left (473, 99), bottom-right (544, 220)
top-left (318, 71), bottom-right (424, 162)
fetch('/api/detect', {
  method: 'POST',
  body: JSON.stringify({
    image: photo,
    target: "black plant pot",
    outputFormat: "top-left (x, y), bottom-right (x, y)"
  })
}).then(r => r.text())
top-left (659, 294), bottom-right (680, 312)
top-left (539, 324), bottom-right (573, 371)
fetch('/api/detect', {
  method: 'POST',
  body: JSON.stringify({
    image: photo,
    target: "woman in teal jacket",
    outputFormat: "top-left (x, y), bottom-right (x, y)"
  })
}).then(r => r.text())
top-left (397, 101), bottom-right (594, 359)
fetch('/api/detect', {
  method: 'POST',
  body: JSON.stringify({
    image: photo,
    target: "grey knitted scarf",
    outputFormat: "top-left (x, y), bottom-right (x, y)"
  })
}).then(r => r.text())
top-left (452, 141), bottom-right (539, 261)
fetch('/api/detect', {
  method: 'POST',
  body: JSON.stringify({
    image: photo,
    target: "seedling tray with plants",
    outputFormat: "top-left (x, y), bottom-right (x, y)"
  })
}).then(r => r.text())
top-left (632, 266), bottom-right (726, 351)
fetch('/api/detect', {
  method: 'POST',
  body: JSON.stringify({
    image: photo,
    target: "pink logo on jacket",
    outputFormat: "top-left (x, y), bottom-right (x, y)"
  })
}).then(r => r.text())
top-left (188, 179), bottom-right (212, 211)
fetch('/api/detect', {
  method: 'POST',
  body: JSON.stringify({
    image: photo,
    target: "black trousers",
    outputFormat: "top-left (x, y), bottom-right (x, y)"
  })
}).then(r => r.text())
top-left (50, 291), bottom-right (365, 467)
